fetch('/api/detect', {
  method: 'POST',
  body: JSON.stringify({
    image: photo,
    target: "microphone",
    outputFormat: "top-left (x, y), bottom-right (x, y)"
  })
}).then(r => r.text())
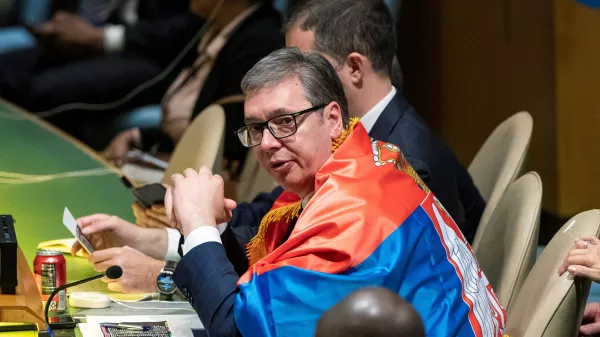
top-left (44, 265), bottom-right (123, 336)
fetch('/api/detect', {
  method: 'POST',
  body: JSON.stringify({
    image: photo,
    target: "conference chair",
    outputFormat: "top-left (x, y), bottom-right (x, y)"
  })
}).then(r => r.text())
top-left (162, 104), bottom-right (226, 185)
top-left (504, 210), bottom-right (600, 337)
top-left (473, 172), bottom-right (542, 312)
top-left (469, 111), bottom-right (533, 248)
top-left (235, 150), bottom-right (278, 203)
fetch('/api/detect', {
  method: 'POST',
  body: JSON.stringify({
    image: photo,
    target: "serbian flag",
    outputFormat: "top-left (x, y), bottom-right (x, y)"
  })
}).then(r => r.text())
top-left (234, 121), bottom-right (506, 337)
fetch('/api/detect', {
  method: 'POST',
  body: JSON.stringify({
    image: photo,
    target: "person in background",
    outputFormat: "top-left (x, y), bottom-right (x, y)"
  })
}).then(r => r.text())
top-left (559, 236), bottom-right (600, 336)
top-left (103, 0), bottom-right (284, 178)
top-left (284, 0), bottom-right (485, 243)
top-left (315, 287), bottom-right (425, 337)
top-left (0, 0), bottom-right (195, 117)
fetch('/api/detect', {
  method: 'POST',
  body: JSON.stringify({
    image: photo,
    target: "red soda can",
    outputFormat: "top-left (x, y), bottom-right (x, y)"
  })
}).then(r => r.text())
top-left (33, 250), bottom-right (67, 312)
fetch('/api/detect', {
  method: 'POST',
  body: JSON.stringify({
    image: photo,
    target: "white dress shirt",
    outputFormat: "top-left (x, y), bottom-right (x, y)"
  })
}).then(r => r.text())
top-left (103, 0), bottom-right (139, 53)
top-left (359, 86), bottom-right (397, 133)
top-left (165, 87), bottom-right (397, 259)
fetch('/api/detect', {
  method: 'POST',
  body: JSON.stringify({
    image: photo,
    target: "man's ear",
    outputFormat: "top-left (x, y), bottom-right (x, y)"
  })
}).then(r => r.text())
top-left (345, 52), bottom-right (366, 87)
top-left (326, 102), bottom-right (344, 139)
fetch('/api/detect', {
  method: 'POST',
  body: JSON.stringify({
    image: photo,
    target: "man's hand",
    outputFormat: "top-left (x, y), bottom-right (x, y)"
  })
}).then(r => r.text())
top-left (581, 302), bottom-right (600, 336)
top-left (47, 11), bottom-right (104, 52)
top-left (88, 246), bottom-right (164, 294)
top-left (103, 128), bottom-right (142, 167)
top-left (558, 236), bottom-right (600, 282)
top-left (71, 214), bottom-right (142, 256)
top-left (164, 167), bottom-right (236, 237)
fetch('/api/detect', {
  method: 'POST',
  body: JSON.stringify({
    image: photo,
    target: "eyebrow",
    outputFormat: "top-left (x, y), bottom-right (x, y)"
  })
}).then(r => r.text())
top-left (244, 107), bottom-right (295, 124)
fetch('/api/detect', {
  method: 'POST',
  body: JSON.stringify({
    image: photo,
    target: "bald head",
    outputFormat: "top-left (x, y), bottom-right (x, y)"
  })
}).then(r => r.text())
top-left (315, 287), bottom-right (425, 337)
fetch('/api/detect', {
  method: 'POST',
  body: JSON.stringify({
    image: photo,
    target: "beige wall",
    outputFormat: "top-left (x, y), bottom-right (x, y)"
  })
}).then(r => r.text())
top-left (555, 0), bottom-right (600, 216)
top-left (399, 0), bottom-right (558, 213)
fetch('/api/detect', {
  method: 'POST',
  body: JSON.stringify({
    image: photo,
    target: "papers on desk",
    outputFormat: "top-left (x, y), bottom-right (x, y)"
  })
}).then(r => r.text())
top-left (122, 163), bottom-right (164, 185)
top-left (79, 315), bottom-right (203, 337)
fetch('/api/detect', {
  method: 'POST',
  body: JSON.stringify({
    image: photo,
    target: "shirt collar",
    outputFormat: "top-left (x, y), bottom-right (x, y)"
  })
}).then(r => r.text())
top-left (360, 86), bottom-right (397, 133)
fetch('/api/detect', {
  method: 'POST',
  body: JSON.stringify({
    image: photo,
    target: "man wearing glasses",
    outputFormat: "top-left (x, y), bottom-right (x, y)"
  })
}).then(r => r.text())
top-left (164, 48), bottom-right (506, 336)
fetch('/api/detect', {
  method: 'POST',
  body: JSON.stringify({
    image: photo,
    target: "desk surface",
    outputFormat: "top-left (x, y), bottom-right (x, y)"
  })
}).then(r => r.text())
top-left (0, 100), bottom-right (135, 283)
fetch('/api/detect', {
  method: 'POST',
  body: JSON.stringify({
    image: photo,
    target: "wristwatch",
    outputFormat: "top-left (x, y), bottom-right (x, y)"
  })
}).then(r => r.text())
top-left (156, 261), bottom-right (178, 295)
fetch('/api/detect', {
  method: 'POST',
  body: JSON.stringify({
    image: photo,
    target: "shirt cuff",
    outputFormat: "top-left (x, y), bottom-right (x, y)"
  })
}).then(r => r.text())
top-left (217, 222), bottom-right (227, 235)
top-left (183, 226), bottom-right (222, 255)
top-left (104, 24), bottom-right (125, 53)
top-left (164, 228), bottom-right (182, 262)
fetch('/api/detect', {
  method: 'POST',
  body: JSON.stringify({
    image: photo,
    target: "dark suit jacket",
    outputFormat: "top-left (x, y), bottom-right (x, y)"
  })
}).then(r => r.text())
top-left (174, 191), bottom-right (288, 337)
top-left (368, 93), bottom-right (485, 243)
top-left (141, 3), bottom-right (285, 173)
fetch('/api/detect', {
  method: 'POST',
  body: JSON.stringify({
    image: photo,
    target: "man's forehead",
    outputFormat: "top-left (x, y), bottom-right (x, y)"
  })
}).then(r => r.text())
top-left (243, 80), bottom-right (309, 123)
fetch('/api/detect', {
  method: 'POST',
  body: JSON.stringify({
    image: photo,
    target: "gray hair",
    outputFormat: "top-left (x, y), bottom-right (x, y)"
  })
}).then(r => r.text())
top-left (241, 47), bottom-right (349, 125)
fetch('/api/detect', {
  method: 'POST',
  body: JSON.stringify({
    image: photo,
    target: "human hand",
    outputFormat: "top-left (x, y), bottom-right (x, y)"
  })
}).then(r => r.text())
top-left (103, 128), bottom-right (142, 166)
top-left (45, 11), bottom-right (104, 53)
top-left (164, 167), bottom-right (236, 237)
top-left (558, 236), bottom-right (600, 282)
top-left (88, 246), bottom-right (164, 293)
top-left (71, 214), bottom-right (140, 256)
top-left (580, 302), bottom-right (600, 336)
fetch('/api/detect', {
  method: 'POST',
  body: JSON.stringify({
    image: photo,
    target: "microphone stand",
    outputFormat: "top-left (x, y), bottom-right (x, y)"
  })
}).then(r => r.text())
top-left (43, 266), bottom-right (122, 337)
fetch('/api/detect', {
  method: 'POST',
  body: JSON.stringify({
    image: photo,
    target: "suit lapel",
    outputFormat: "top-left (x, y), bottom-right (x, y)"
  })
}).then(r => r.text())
top-left (368, 93), bottom-right (410, 141)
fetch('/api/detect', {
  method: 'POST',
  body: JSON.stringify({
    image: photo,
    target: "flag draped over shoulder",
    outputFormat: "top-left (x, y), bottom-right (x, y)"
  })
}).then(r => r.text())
top-left (234, 122), bottom-right (506, 337)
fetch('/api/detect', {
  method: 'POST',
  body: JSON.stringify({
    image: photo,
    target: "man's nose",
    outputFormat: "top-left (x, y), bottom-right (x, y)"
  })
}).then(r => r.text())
top-left (259, 127), bottom-right (281, 152)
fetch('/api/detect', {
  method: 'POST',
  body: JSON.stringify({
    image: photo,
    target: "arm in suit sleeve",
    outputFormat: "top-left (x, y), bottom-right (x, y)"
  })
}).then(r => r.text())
top-left (174, 242), bottom-right (242, 337)
top-left (173, 187), bottom-right (283, 274)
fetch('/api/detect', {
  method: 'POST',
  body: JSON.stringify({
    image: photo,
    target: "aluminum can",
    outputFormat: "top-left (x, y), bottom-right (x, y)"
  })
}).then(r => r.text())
top-left (33, 250), bottom-right (67, 312)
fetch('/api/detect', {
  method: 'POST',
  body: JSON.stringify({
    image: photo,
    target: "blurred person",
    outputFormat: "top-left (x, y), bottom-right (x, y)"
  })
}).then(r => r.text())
top-left (284, 0), bottom-right (485, 243)
top-left (0, 0), bottom-right (200, 139)
top-left (315, 287), bottom-right (425, 337)
top-left (103, 0), bottom-right (284, 177)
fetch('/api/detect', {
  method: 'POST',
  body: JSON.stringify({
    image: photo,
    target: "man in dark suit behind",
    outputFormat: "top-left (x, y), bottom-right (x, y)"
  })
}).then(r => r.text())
top-left (285, 0), bottom-right (485, 242)
top-left (0, 0), bottom-right (200, 134)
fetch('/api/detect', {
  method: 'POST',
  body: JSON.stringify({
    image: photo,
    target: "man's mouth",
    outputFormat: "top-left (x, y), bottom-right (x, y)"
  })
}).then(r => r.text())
top-left (270, 160), bottom-right (292, 172)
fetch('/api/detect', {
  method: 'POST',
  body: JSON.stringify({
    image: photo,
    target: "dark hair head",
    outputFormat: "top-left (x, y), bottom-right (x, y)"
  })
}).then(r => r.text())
top-left (284, 0), bottom-right (397, 78)
top-left (315, 287), bottom-right (425, 337)
top-left (241, 47), bottom-right (349, 125)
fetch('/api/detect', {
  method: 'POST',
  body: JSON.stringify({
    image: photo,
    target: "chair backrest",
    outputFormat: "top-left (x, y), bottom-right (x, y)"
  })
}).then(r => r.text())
top-left (473, 172), bottom-right (542, 312)
top-left (470, 111), bottom-right (533, 247)
top-left (504, 210), bottom-right (600, 337)
top-left (163, 105), bottom-right (225, 185)
top-left (236, 150), bottom-right (278, 203)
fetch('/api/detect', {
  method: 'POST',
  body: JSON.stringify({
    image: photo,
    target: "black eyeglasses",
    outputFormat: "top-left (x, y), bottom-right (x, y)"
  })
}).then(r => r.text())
top-left (236, 104), bottom-right (327, 148)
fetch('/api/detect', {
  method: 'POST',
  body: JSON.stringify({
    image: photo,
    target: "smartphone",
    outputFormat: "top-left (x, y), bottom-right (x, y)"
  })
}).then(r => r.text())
top-left (48, 314), bottom-right (77, 329)
top-left (121, 177), bottom-right (166, 208)
top-left (75, 224), bottom-right (95, 254)
top-left (133, 183), bottom-right (167, 208)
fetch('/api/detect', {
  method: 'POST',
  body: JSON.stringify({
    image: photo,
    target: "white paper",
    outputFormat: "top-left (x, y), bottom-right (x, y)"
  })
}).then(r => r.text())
top-left (83, 315), bottom-right (203, 337)
top-left (63, 207), bottom-right (78, 237)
